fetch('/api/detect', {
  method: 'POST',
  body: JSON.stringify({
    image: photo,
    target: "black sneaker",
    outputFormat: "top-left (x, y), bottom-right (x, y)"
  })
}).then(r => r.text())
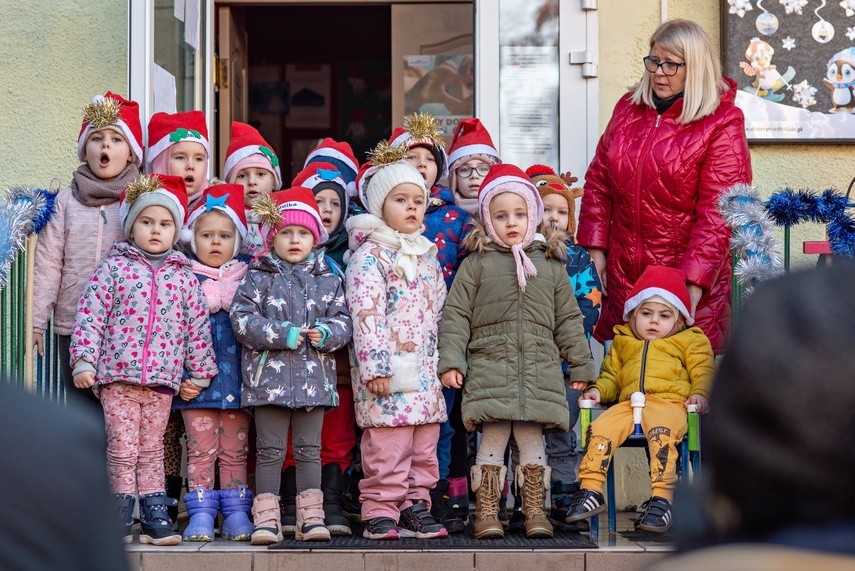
top-left (362, 517), bottom-right (400, 540)
top-left (634, 496), bottom-right (672, 533)
top-left (564, 489), bottom-right (606, 523)
top-left (549, 481), bottom-right (581, 521)
top-left (430, 482), bottom-right (466, 534)
top-left (398, 500), bottom-right (448, 539)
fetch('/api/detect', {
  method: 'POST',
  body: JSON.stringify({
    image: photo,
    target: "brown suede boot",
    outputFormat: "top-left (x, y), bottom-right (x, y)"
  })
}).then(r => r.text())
top-left (471, 465), bottom-right (506, 539)
top-left (250, 493), bottom-right (283, 545)
top-left (517, 464), bottom-right (553, 538)
top-left (295, 489), bottom-right (331, 541)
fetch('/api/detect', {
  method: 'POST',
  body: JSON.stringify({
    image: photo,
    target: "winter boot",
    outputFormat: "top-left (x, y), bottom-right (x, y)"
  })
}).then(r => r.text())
top-left (321, 463), bottom-right (352, 536)
top-left (471, 464), bottom-right (506, 539)
top-left (278, 466), bottom-right (297, 535)
top-left (139, 492), bottom-right (182, 546)
top-left (448, 475), bottom-right (470, 523)
top-left (430, 479), bottom-right (466, 534)
top-left (114, 493), bottom-right (136, 544)
top-left (164, 475), bottom-right (184, 531)
top-left (507, 493), bottom-right (525, 533)
top-left (517, 464), bottom-right (553, 539)
top-left (182, 488), bottom-right (219, 542)
top-left (219, 486), bottom-right (254, 541)
top-left (251, 493), bottom-right (283, 545)
top-left (295, 489), bottom-right (331, 541)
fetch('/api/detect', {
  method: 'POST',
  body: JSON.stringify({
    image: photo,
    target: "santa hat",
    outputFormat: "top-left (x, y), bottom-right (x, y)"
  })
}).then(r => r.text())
top-left (478, 164), bottom-right (544, 290)
top-left (145, 110), bottom-right (210, 172)
top-left (447, 118), bottom-right (501, 168)
top-left (182, 183), bottom-right (248, 242)
top-left (292, 162), bottom-right (348, 210)
top-left (304, 138), bottom-right (360, 196)
top-left (254, 187), bottom-right (328, 246)
top-left (119, 174), bottom-right (188, 244)
top-left (77, 92), bottom-right (144, 167)
top-left (623, 265), bottom-right (694, 325)
top-left (223, 122), bottom-right (282, 189)
top-left (388, 113), bottom-right (448, 184)
top-left (353, 161), bottom-right (373, 208)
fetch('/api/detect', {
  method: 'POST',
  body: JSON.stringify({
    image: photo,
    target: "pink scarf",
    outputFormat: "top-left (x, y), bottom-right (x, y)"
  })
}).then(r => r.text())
top-left (191, 259), bottom-right (248, 313)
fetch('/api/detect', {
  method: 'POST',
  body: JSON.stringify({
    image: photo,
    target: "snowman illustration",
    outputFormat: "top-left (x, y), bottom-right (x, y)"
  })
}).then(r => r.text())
top-left (823, 47), bottom-right (855, 113)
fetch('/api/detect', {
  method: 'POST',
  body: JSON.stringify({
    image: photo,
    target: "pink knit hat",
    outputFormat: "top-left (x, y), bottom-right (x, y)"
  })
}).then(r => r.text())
top-left (257, 187), bottom-right (328, 246)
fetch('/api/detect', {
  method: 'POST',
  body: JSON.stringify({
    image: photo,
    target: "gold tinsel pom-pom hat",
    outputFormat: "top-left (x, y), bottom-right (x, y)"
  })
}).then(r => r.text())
top-left (77, 92), bottom-right (144, 167)
top-left (119, 174), bottom-right (189, 243)
top-left (358, 139), bottom-right (427, 220)
top-left (388, 112), bottom-right (449, 184)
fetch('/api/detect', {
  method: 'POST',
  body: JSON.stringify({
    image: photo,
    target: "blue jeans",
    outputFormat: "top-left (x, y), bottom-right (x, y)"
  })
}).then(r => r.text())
top-left (436, 386), bottom-right (456, 479)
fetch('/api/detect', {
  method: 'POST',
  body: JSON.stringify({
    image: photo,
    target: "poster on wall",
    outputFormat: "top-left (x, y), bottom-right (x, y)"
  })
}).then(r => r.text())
top-left (285, 64), bottom-right (331, 129)
top-left (723, 0), bottom-right (855, 142)
top-left (403, 55), bottom-right (474, 137)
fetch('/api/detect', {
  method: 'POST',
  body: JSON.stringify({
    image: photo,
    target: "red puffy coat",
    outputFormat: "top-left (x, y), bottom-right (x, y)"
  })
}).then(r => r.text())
top-left (577, 77), bottom-right (751, 354)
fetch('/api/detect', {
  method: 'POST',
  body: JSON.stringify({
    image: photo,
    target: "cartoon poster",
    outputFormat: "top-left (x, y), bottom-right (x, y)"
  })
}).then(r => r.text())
top-left (724, 0), bottom-right (855, 141)
top-left (403, 55), bottom-right (474, 137)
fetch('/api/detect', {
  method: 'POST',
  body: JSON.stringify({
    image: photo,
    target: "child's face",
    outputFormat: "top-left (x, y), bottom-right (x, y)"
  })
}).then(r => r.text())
top-left (454, 159), bottom-right (491, 199)
top-left (382, 183), bottom-right (426, 234)
top-left (130, 205), bottom-right (175, 255)
top-left (237, 167), bottom-right (277, 208)
top-left (272, 224), bottom-right (315, 263)
top-left (84, 128), bottom-right (133, 180)
top-left (488, 192), bottom-right (529, 246)
top-left (193, 210), bottom-right (237, 268)
top-left (403, 146), bottom-right (438, 188)
top-left (633, 302), bottom-right (684, 340)
top-left (541, 193), bottom-right (571, 233)
top-left (315, 188), bottom-right (342, 234)
top-left (168, 142), bottom-right (208, 196)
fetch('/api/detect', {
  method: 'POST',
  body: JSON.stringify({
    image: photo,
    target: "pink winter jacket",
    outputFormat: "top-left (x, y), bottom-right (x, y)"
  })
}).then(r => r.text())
top-left (33, 187), bottom-right (125, 336)
top-left (70, 242), bottom-right (218, 394)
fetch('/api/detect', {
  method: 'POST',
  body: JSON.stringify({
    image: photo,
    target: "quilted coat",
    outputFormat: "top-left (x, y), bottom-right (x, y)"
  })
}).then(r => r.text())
top-left (345, 216), bottom-right (448, 429)
top-left (576, 77), bottom-right (752, 353)
top-left (437, 225), bottom-right (597, 433)
top-left (593, 323), bottom-right (715, 405)
top-left (423, 184), bottom-right (474, 290)
top-left (70, 242), bottom-right (217, 394)
top-left (230, 251), bottom-right (351, 409)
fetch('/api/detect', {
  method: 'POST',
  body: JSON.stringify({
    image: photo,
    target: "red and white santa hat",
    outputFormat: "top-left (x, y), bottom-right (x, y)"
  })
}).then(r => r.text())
top-left (77, 92), bottom-right (144, 167)
top-left (184, 183), bottom-right (248, 240)
top-left (292, 162), bottom-right (348, 204)
top-left (119, 174), bottom-right (189, 244)
top-left (256, 186), bottom-right (329, 246)
top-left (447, 118), bottom-right (501, 168)
top-left (623, 265), bottom-right (694, 325)
top-left (388, 113), bottom-right (449, 184)
top-left (145, 110), bottom-right (210, 172)
top-left (223, 122), bottom-right (282, 189)
top-left (304, 138), bottom-right (360, 196)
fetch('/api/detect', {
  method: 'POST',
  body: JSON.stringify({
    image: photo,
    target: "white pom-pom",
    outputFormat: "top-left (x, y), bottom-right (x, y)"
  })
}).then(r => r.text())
top-left (179, 226), bottom-right (195, 247)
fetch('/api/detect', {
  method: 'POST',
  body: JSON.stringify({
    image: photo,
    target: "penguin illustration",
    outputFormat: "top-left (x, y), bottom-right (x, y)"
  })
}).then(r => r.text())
top-left (824, 48), bottom-right (855, 113)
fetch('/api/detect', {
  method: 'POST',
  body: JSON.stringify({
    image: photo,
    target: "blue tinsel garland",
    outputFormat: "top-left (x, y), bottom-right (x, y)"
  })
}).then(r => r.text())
top-left (0, 186), bottom-right (57, 289)
top-left (765, 186), bottom-right (855, 258)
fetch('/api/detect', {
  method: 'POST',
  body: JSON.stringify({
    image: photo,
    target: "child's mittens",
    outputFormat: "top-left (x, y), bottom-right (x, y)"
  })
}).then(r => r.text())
top-left (286, 325), bottom-right (304, 350)
top-left (201, 279), bottom-right (240, 313)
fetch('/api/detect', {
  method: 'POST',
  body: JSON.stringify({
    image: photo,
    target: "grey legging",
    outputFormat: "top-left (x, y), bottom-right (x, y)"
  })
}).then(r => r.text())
top-left (254, 406), bottom-right (324, 494)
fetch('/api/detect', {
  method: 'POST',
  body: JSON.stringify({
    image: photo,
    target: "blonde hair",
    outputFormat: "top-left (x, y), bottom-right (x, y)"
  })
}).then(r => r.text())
top-left (630, 19), bottom-right (728, 124)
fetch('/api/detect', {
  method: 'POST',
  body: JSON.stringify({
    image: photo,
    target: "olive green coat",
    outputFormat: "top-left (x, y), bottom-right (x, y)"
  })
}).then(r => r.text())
top-left (438, 224), bottom-right (597, 432)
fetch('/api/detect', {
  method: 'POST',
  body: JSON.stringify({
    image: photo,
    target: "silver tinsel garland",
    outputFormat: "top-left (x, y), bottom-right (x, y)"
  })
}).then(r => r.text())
top-left (0, 186), bottom-right (57, 289)
top-left (719, 183), bottom-right (785, 295)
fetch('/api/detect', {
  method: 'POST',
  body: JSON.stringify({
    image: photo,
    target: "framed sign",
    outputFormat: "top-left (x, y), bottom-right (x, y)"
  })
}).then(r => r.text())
top-left (722, 0), bottom-right (855, 142)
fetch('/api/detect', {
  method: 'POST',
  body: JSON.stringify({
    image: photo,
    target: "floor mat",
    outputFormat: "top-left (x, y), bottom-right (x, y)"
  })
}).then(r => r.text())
top-left (619, 529), bottom-right (673, 542)
top-left (268, 524), bottom-right (597, 549)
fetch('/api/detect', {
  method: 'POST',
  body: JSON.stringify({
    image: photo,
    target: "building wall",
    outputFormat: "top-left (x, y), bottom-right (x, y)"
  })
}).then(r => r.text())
top-left (0, 1), bottom-right (128, 191)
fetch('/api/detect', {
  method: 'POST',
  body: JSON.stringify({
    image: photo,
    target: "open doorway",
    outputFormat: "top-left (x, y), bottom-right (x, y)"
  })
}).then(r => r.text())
top-left (217, 5), bottom-right (391, 181)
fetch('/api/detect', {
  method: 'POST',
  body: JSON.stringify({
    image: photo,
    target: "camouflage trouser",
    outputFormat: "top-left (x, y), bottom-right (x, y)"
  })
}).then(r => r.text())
top-left (578, 395), bottom-right (686, 501)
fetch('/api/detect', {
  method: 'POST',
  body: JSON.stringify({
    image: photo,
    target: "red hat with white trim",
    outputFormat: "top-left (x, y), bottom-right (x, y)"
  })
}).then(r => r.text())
top-left (304, 138), bottom-right (360, 196)
top-left (119, 174), bottom-right (189, 244)
top-left (145, 111), bottom-right (209, 171)
top-left (447, 118), bottom-right (501, 168)
top-left (184, 183), bottom-right (248, 240)
top-left (77, 92), bottom-right (144, 167)
top-left (223, 122), bottom-right (282, 189)
top-left (623, 265), bottom-right (694, 325)
top-left (388, 112), bottom-right (448, 184)
top-left (255, 187), bottom-right (328, 246)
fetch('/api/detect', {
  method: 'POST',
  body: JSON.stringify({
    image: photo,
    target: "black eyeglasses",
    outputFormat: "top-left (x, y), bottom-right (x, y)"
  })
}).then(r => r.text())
top-left (643, 56), bottom-right (686, 76)
top-left (456, 164), bottom-right (491, 179)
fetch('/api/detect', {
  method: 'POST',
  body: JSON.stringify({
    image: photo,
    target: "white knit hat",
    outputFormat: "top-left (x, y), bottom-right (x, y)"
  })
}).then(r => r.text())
top-left (362, 162), bottom-right (428, 219)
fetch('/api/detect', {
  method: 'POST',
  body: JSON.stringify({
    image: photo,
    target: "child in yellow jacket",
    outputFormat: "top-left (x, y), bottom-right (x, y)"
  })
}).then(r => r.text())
top-left (564, 265), bottom-right (715, 533)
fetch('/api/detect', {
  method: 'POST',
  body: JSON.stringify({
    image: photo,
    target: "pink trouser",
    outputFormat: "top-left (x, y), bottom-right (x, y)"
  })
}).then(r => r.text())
top-left (100, 383), bottom-right (173, 495)
top-left (182, 408), bottom-right (251, 490)
top-left (359, 423), bottom-right (440, 521)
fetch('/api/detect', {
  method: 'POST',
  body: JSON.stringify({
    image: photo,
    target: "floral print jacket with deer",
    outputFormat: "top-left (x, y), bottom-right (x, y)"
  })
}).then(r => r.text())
top-left (345, 223), bottom-right (448, 429)
top-left (70, 242), bottom-right (217, 394)
top-left (229, 251), bottom-right (351, 409)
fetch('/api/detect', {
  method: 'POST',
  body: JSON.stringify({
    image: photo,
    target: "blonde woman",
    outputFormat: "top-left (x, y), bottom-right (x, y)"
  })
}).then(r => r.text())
top-left (577, 19), bottom-right (751, 355)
